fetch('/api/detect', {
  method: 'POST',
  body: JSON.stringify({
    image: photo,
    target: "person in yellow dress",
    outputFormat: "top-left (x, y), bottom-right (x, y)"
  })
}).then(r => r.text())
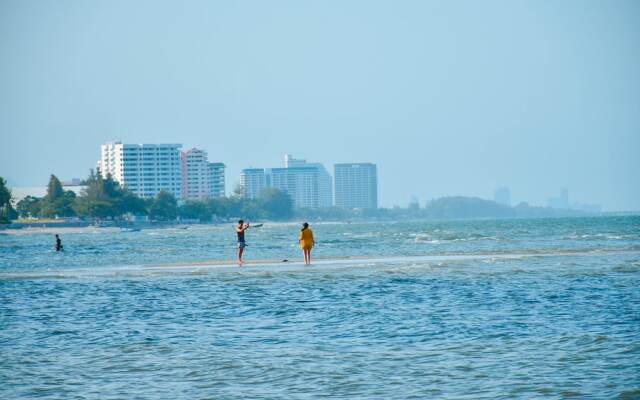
top-left (299, 222), bottom-right (315, 265)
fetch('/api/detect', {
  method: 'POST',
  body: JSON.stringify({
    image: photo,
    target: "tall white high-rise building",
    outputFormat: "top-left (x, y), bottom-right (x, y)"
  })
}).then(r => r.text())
top-left (208, 162), bottom-right (226, 198)
top-left (334, 163), bottom-right (378, 209)
top-left (99, 142), bottom-right (182, 199)
top-left (240, 168), bottom-right (268, 199)
top-left (240, 155), bottom-right (333, 208)
top-left (284, 154), bottom-right (333, 207)
top-left (181, 149), bottom-right (226, 200)
top-left (270, 167), bottom-right (319, 209)
top-left (181, 148), bottom-right (210, 200)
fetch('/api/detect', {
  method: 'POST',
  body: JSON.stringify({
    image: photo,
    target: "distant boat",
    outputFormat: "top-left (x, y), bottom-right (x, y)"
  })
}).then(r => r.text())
top-left (120, 227), bottom-right (141, 232)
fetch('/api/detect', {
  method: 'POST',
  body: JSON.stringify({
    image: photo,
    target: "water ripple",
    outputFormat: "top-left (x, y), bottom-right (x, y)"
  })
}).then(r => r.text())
top-left (1, 217), bottom-right (639, 398)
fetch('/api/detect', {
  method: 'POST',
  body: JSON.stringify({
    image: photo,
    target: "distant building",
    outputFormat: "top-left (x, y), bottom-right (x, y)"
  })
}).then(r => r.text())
top-left (239, 154), bottom-right (333, 208)
top-left (99, 142), bottom-right (182, 199)
top-left (560, 188), bottom-right (568, 208)
top-left (408, 195), bottom-right (420, 210)
top-left (494, 187), bottom-right (511, 206)
top-left (240, 168), bottom-right (268, 199)
top-left (61, 178), bottom-right (82, 186)
top-left (284, 154), bottom-right (305, 168)
top-left (179, 148), bottom-right (226, 200)
top-left (547, 188), bottom-right (570, 209)
top-left (10, 186), bottom-right (86, 203)
top-left (181, 148), bottom-right (210, 200)
top-left (334, 163), bottom-right (378, 209)
top-left (270, 167), bottom-right (320, 208)
top-left (283, 154), bottom-right (332, 207)
top-left (208, 162), bottom-right (226, 198)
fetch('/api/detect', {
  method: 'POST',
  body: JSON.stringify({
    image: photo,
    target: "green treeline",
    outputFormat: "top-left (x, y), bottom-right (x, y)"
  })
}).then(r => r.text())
top-left (0, 177), bottom-right (18, 223)
top-left (1, 173), bottom-right (591, 224)
top-left (4, 172), bottom-right (293, 222)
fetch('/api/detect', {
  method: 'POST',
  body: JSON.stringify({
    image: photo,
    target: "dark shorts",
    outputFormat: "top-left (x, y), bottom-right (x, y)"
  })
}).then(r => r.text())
top-left (237, 241), bottom-right (247, 249)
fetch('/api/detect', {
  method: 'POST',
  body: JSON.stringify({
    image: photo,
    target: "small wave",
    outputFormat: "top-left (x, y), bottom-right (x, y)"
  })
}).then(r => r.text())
top-left (617, 389), bottom-right (640, 399)
top-left (612, 263), bottom-right (640, 273)
top-left (560, 391), bottom-right (583, 397)
top-left (412, 234), bottom-right (500, 243)
top-left (348, 232), bottom-right (383, 239)
top-left (564, 233), bottom-right (637, 241)
top-left (414, 238), bottom-right (441, 244)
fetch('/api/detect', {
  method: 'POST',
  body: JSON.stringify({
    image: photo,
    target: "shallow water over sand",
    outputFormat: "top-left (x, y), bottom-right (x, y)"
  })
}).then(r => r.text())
top-left (1, 217), bottom-right (639, 398)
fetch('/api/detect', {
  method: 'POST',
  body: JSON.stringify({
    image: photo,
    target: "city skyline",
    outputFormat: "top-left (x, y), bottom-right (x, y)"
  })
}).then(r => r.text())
top-left (6, 139), bottom-right (610, 212)
top-left (0, 140), bottom-right (628, 210)
top-left (1, 2), bottom-right (638, 211)
top-left (96, 141), bottom-right (379, 209)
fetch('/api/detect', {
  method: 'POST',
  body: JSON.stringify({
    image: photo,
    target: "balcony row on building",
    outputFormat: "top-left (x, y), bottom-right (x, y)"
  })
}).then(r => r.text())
top-left (241, 155), bottom-right (378, 209)
top-left (98, 142), bottom-right (225, 201)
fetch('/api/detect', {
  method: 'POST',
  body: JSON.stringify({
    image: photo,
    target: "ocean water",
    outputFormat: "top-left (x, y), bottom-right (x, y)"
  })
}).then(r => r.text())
top-left (1, 216), bottom-right (639, 399)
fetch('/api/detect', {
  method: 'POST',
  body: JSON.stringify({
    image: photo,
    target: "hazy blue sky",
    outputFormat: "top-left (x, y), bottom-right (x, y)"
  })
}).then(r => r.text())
top-left (1, 0), bottom-right (638, 210)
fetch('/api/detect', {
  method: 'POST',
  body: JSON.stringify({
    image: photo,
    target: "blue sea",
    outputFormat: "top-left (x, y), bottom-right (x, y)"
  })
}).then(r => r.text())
top-left (1, 216), bottom-right (639, 399)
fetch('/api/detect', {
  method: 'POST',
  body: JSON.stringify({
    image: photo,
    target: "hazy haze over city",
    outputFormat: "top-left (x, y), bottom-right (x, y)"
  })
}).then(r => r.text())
top-left (1, 0), bottom-right (638, 210)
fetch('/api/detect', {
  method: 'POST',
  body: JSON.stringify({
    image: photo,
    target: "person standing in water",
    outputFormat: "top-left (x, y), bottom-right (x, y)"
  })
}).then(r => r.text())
top-left (54, 234), bottom-right (63, 252)
top-left (236, 220), bottom-right (250, 266)
top-left (299, 222), bottom-right (315, 265)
